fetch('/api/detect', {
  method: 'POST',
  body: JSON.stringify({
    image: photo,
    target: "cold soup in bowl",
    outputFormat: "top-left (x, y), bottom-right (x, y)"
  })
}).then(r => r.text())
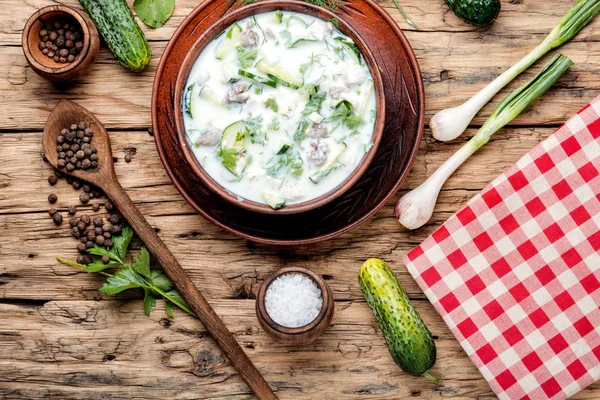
top-left (179, 5), bottom-right (384, 213)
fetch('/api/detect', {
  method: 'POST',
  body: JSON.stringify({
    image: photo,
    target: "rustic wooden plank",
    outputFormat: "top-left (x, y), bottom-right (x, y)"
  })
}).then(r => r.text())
top-left (0, 0), bottom-right (596, 44)
top-left (0, 126), bottom-right (555, 302)
top-left (1, 299), bottom-right (598, 399)
top-left (0, 299), bottom-right (493, 399)
top-left (3, 1), bottom-right (600, 398)
top-left (1, 0), bottom-right (599, 130)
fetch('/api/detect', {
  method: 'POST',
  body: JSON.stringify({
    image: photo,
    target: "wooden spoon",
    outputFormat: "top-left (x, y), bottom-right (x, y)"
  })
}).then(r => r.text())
top-left (43, 100), bottom-right (277, 400)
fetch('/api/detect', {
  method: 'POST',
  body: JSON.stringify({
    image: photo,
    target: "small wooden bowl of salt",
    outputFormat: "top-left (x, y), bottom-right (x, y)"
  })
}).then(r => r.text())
top-left (256, 267), bottom-right (334, 345)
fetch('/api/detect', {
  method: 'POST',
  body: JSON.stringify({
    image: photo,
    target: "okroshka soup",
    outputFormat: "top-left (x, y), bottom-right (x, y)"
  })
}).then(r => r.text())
top-left (182, 10), bottom-right (377, 210)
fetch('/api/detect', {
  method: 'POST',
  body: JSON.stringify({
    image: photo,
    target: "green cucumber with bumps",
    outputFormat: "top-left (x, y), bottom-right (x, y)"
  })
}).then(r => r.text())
top-left (445, 0), bottom-right (501, 27)
top-left (79, 0), bottom-right (151, 72)
top-left (359, 258), bottom-right (441, 382)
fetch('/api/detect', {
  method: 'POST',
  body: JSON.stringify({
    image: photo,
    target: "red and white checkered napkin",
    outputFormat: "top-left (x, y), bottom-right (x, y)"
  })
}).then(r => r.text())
top-left (404, 97), bottom-right (600, 400)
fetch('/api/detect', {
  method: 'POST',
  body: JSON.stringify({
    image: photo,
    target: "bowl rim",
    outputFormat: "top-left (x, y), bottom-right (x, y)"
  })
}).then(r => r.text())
top-left (173, 0), bottom-right (386, 215)
top-left (21, 5), bottom-right (92, 76)
top-left (256, 266), bottom-right (331, 335)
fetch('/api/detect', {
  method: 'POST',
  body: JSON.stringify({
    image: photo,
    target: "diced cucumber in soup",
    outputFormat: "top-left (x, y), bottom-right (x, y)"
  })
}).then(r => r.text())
top-left (262, 191), bottom-right (286, 209)
top-left (216, 23), bottom-right (242, 59)
top-left (255, 59), bottom-right (303, 89)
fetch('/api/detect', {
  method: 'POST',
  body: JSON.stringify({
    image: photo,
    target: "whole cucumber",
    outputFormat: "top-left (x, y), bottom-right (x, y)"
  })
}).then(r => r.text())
top-left (359, 258), bottom-right (440, 381)
top-left (79, 0), bottom-right (151, 72)
top-left (445, 0), bottom-right (501, 27)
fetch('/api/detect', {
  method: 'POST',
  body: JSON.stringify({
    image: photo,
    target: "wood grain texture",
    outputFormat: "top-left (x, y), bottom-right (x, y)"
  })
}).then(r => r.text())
top-left (2, 0), bottom-right (600, 398)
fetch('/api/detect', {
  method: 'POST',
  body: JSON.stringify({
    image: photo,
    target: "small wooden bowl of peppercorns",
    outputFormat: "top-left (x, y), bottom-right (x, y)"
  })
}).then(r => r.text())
top-left (22, 5), bottom-right (100, 83)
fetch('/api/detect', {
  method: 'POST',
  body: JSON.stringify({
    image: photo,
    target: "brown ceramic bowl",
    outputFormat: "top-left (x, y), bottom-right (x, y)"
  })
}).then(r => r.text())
top-left (256, 266), bottom-right (334, 345)
top-left (22, 5), bottom-right (100, 83)
top-left (174, 1), bottom-right (385, 215)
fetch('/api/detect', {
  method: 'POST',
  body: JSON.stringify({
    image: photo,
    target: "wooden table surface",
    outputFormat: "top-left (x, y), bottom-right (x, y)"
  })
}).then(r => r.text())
top-left (1, 0), bottom-right (599, 398)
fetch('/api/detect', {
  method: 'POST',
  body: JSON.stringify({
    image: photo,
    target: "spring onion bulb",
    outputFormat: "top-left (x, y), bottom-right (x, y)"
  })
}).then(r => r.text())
top-left (431, 0), bottom-right (600, 142)
top-left (396, 54), bottom-right (573, 230)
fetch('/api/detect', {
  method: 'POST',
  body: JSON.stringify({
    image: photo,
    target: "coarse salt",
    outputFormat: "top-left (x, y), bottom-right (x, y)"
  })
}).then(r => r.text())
top-left (264, 273), bottom-right (323, 328)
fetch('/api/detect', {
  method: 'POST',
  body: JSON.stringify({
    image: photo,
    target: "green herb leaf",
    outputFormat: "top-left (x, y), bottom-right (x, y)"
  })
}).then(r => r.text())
top-left (150, 269), bottom-right (173, 292)
top-left (59, 225), bottom-right (197, 320)
top-left (275, 10), bottom-right (283, 23)
top-left (133, 0), bottom-right (175, 29)
top-left (266, 147), bottom-right (304, 177)
top-left (236, 46), bottom-right (258, 68)
top-left (217, 147), bottom-right (240, 172)
top-left (100, 267), bottom-right (145, 295)
top-left (302, 92), bottom-right (326, 115)
top-left (267, 118), bottom-right (280, 131)
top-left (327, 100), bottom-right (363, 129)
top-left (293, 119), bottom-right (310, 142)
top-left (265, 98), bottom-right (278, 112)
top-left (88, 245), bottom-right (122, 264)
top-left (164, 300), bottom-right (175, 318)
top-left (113, 226), bottom-right (134, 261)
top-left (131, 247), bottom-right (151, 278)
top-left (345, 113), bottom-right (363, 129)
top-left (163, 290), bottom-right (195, 316)
top-left (85, 259), bottom-right (121, 273)
top-left (143, 288), bottom-right (156, 316)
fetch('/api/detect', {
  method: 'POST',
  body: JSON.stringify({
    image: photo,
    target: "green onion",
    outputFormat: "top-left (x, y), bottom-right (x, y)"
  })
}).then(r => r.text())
top-left (397, 54), bottom-right (573, 230)
top-left (431, 0), bottom-right (600, 142)
top-left (391, 0), bottom-right (419, 29)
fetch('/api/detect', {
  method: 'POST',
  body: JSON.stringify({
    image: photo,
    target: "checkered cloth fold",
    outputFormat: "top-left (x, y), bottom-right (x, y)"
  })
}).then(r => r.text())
top-left (404, 97), bottom-right (600, 400)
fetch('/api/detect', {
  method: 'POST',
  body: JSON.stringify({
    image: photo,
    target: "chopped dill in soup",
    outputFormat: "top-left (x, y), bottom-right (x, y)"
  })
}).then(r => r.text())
top-left (183, 10), bottom-right (377, 209)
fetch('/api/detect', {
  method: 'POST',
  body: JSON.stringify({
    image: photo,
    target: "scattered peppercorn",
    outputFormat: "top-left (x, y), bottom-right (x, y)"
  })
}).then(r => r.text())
top-left (77, 255), bottom-right (92, 265)
top-left (93, 217), bottom-right (103, 227)
top-left (80, 192), bottom-right (90, 204)
top-left (91, 203), bottom-right (100, 212)
top-left (109, 225), bottom-right (122, 235)
top-left (102, 256), bottom-right (110, 264)
top-left (68, 205), bottom-right (76, 215)
top-left (108, 214), bottom-right (120, 225)
top-left (52, 213), bottom-right (63, 225)
top-left (124, 154), bottom-right (132, 163)
top-left (77, 243), bottom-right (86, 254)
top-left (48, 175), bottom-right (58, 185)
top-left (48, 193), bottom-right (58, 204)
top-left (105, 201), bottom-right (114, 212)
top-left (48, 208), bottom-right (58, 216)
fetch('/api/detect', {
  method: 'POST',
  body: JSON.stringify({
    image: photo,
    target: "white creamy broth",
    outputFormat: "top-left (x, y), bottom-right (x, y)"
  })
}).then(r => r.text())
top-left (183, 10), bottom-right (377, 209)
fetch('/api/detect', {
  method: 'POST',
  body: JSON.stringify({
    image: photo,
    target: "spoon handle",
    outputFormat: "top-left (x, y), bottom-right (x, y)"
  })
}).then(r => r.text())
top-left (105, 181), bottom-right (277, 400)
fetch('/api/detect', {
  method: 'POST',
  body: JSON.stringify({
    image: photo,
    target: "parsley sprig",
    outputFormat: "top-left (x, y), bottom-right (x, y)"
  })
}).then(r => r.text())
top-left (57, 226), bottom-right (194, 318)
